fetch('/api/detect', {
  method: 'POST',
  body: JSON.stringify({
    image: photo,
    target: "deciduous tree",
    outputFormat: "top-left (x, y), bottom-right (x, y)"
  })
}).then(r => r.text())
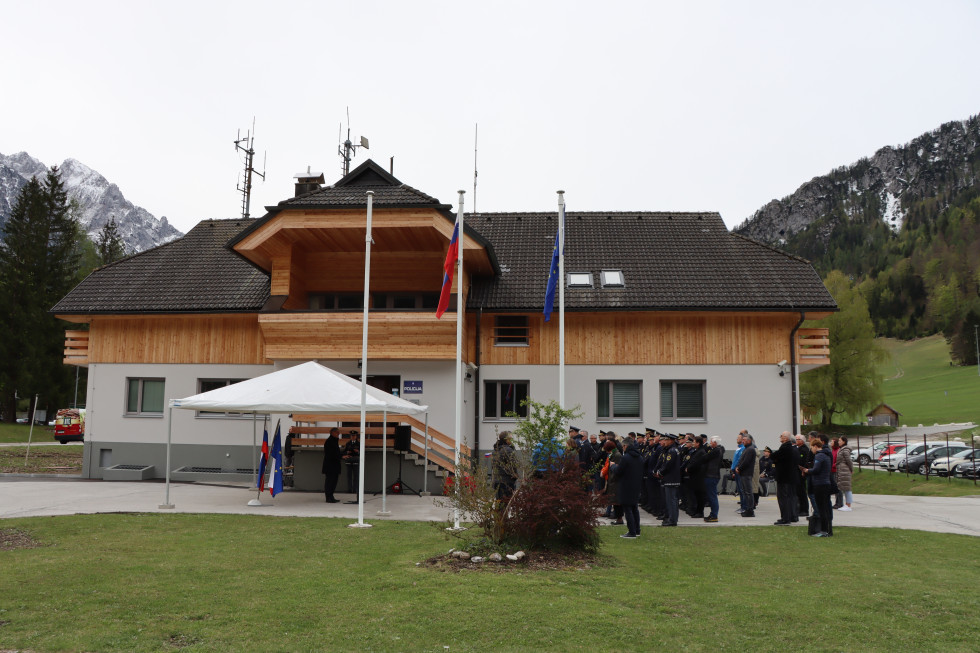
top-left (802, 270), bottom-right (889, 426)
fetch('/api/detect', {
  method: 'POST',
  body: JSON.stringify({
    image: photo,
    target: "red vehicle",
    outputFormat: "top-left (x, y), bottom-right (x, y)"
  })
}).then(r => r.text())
top-left (877, 443), bottom-right (907, 461)
top-left (53, 408), bottom-right (85, 444)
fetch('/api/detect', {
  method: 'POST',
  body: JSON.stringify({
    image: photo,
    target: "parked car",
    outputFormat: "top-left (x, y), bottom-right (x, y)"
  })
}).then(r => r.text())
top-left (897, 445), bottom-right (973, 475)
top-left (881, 443), bottom-right (946, 471)
top-left (851, 441), bottom-right (903, 466)
top-left (953, 461), bottom-right (980, 480)
top-left (876, 443), bottom-right (909, 462)
top-left (929, 449), bottom-right (979, 477)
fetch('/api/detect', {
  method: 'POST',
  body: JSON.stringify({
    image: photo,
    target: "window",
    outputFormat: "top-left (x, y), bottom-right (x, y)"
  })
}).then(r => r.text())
top-left (660, 380), bottom-right (706, 421)
top-left (597, 381), bottom-right (641, 420)
top-left (601, 270), bottom-right (625, 287)
top-left (484, 381), bottom-right (529, 419)
top-left (567, 272), bottom-right (593, 287)
top-left (310, 292), bottom-right (441, 311)
top-left (126, 378), bottom-right (165, 416)
top-left (493, 316), bottom-right (529, 346)
top-left (196, 379), bottom-right (247, 418)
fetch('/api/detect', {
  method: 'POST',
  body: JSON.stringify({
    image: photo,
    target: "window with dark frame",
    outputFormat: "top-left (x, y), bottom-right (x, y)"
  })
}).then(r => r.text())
top-left (196, 379), bottom-right (248, 417)
top-left (125, 378), bottom-right (165, 416)
top-left (484, 381), bottom-right (529, 419)
top-left (493, 315), bottom-right (529, 346)
top-left (597, 380), bottom-right (641, 420)
top-left (660, 380), bottom-right (706, 421)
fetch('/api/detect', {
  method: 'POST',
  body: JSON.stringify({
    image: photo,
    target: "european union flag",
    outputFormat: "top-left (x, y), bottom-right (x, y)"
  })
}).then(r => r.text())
top-left (543, 208), bottom-right (564, 322)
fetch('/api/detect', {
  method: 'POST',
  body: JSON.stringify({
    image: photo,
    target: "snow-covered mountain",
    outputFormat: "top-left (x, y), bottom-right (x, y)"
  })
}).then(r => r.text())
top-left (0, 152), bottom-right (182, 252)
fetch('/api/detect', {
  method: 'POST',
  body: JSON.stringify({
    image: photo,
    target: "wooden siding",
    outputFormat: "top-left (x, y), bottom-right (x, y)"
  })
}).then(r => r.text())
top-left (258, 312), bottom-right (465, 361)
top-left (477, 312), bottom-right (810, 366)
top-left (63, 330), bottom-right (90, 366)
top-left (87, 315), bottom-right (268, 364)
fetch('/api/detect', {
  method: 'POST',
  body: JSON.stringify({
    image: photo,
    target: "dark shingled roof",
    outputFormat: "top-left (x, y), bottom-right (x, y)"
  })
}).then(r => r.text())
top-left (277, 159), bottom-right (445, 209)
top-left (51, 219), bottom-right (269, 315)
top-left (466, 212), bottom-right (837, 312)
top-left (52, 199), bottom-right (836, 316)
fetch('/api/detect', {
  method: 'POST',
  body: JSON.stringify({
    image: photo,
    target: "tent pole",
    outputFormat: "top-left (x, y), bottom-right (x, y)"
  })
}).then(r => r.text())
top-left (351, 191), bottom-right (374, 529)
top-left (378, 408), bottom-right (390, 515)
top-left (159, 403), bottom-right (175, 509)
top-left (247, 412), bottom-right (263, 506)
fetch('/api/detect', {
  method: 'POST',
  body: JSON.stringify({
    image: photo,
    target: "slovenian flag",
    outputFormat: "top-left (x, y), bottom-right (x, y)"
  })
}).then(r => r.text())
top-left (266, 423), bottom-right (284, 497)
top-left (543, 205), bottom-right (564, 321)
top-left (256, 427), bottom-right (269, 491)
top-left (436, 216), bottom-right (460, 319)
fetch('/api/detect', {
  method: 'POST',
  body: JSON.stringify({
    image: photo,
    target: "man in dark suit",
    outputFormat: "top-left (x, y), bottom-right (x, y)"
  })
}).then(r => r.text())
top-left (321, 427), bottom-right (342, 503)
top-left (771, 431), bottom-right (799, 525)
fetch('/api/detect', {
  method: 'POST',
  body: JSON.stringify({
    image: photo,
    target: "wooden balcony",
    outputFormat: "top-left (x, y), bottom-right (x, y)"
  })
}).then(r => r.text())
top-left (797, 328), bottom-right (830, 368)
top-left (258, 311), bottom-right (460, 361)
top-left (63, 330), bottom-right (89, 366)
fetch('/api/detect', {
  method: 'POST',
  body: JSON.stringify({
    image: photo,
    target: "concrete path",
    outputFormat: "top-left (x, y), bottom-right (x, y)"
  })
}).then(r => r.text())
top-left (1, 477), bottom-right (979, 536)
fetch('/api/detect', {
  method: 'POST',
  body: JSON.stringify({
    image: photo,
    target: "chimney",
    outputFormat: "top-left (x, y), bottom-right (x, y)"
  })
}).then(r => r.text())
top-left (293, 166), bottom-right (325, 197)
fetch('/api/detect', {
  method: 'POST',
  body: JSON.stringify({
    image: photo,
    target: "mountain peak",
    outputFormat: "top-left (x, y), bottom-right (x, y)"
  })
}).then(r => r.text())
top-left (0, 151), bottom-right (182, 252)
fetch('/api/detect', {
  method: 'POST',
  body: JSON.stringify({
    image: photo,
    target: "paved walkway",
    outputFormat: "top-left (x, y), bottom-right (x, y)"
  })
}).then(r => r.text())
top-left (2, 477), bottom-right (979, 536)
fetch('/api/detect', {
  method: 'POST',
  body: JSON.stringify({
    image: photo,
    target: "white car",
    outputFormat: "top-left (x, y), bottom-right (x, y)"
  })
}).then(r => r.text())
top-left (929, 448), bottom-right (978, 477)
top-left (881, 443), bottom-right (946, 471)
top-left (851, 441), bottom-right (903, 466)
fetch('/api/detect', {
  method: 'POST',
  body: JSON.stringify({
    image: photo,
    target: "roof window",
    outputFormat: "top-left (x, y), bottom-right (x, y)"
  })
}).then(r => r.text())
top-left (601, 270), bottom-right (625, 287)
top-left (567, 272), bottom-right (593, 287)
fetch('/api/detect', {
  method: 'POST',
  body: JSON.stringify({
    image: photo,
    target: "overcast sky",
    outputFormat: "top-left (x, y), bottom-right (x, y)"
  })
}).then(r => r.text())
top-left (3, 1), bottom-right (979, 234)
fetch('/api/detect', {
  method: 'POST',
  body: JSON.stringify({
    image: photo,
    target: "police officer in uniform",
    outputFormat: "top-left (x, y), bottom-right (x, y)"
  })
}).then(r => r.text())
top-left (656, 433), bottom-right (681, 526)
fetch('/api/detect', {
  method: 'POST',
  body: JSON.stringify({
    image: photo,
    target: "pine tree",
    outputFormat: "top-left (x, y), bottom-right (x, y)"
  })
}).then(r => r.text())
top-left (96, 216), bottom-right (126, 265)
top-left (0, 167), bottom-right (82, 421)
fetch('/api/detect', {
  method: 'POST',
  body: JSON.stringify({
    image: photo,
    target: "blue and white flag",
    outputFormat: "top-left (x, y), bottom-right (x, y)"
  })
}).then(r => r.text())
top-left (265, 422), bottom-right (284, 497)
top-left (543, 205), bottom-right (565, 322)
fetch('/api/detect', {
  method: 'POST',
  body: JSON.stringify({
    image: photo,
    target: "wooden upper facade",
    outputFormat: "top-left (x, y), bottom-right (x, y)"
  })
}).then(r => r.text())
top-left (53, 159), bottom-right (835, 369)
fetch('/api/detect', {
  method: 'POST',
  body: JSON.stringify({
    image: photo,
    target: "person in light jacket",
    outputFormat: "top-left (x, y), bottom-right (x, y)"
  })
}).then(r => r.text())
top-left (836, 436), bottom-right (854, 511)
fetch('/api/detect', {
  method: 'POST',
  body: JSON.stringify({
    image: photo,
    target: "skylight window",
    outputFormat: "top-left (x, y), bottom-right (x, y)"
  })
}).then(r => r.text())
top-left (601, 270), bottom-right (625, 287)
top-left (567, 272), bottom-right (593, 287)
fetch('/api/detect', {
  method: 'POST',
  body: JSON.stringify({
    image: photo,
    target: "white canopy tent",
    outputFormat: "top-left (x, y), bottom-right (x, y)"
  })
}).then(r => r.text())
top-left (163, 361), bottom-right (429, 525)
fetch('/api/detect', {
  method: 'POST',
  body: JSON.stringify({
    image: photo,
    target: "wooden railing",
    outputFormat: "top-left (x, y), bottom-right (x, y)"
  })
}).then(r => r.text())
top-left (286, 413), bottom-right (467, 475)
top-left (797, 328), bottom-right (830, 366)
top-left (63, 330), bottom-right (89, 366)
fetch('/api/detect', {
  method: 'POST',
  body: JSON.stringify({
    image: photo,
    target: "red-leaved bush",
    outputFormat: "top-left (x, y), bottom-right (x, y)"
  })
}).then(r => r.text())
top-left (505, 458), bottom-right (601, 553)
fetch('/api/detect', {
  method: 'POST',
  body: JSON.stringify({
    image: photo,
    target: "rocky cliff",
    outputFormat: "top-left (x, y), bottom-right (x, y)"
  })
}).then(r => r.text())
top-left (0, 152), bottom-right (182, 252)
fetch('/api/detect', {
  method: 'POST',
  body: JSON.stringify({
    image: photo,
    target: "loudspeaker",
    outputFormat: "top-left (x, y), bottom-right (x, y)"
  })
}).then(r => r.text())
top-left (394, 425), bottom-right (411, 451)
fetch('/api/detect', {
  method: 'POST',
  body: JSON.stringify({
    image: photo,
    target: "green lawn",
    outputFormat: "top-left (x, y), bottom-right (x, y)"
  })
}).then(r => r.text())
top-left (1, 515), bottom-right (979, 652)
top-left (853, 468), bottom-right (980, 497)
top-left (0, 422), bottom-right (54, 444)
top-left (879, 335), bottom-right (980, 427)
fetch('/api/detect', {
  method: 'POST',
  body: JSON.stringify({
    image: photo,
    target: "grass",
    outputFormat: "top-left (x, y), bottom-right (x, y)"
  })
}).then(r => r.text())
top-left (0, 422), bottom-right (54, 444)
top-left (0, 446), bottom-right (82, 474)
top-left (879, 335), bottom-right (980, 427)
top-left (0, 514), bottom-right (979, 652)
top-left (853, 467), bottom-right (980, 497)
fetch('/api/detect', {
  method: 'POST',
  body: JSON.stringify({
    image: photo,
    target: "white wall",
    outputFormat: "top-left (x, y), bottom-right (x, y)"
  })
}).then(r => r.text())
top-left (478, 364), bottom-right (795, 452)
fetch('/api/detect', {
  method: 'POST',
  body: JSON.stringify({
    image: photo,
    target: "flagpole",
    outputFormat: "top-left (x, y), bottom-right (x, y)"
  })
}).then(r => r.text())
top-left (557, 191), bottom-right (565, 412)
top-left (377, 408), bottom-right (391, 516)
top-left (351, 191), bottom-right (374, 529)
top-left (452, 190), bottom-right (465, 531)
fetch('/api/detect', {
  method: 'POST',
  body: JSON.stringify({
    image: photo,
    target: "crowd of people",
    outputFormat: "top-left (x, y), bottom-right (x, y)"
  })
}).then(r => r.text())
top-left (492, 426), bottom-right (855, 539)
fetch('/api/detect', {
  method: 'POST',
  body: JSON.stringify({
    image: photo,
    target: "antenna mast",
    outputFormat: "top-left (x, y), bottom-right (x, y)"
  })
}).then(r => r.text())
top-left (234, 118), bottom-right (266, 219)
top-left (473, 123), bottom-right (478, 213)
top-left (338, 107), bottom-right (369, 176)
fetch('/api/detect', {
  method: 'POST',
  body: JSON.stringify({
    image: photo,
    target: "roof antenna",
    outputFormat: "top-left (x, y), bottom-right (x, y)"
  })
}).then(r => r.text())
top-left (473, 123), bottom-right (478, 213)
top-left (234, 118), bottom-right (266, 219)
top-left (338, 107), bottom-right (369, 176)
